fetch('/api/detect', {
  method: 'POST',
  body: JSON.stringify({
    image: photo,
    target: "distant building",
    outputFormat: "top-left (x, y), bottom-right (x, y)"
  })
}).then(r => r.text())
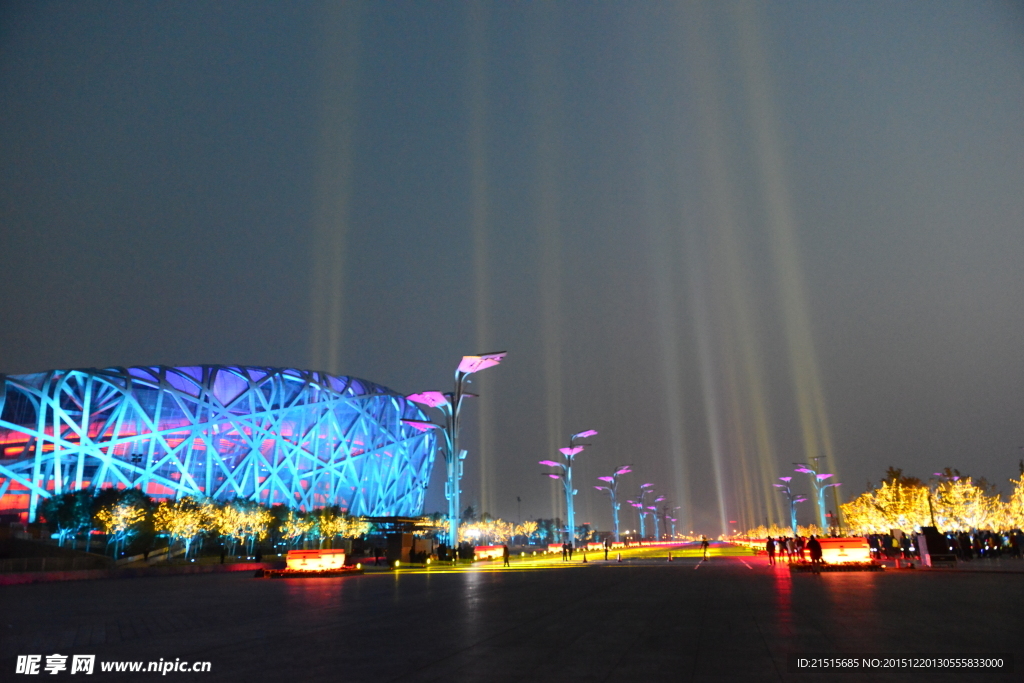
top-left (0, 366), bottom-right (436, 522)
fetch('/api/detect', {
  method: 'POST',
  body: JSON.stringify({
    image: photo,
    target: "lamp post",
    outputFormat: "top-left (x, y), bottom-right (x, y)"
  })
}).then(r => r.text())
top-left (405, 352), bottom-right (507, 548)
top-left (626, 482), bottom-right (655, 540)
top-left (595, 465), bottom-right (631, 543)
top-left (661, 505), bottom-right (680, 540)
top-left (794, 459), bottom-right (842, 533)
top-left (773, 477), bottom-right (807, 536)
top-left (540, 429), bottom-right (598, 548)
top-left (649, 496), bottom-right (666, 539)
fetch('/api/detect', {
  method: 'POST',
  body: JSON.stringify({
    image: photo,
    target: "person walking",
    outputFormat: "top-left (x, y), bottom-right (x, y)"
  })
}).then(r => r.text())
top-left (502, 544), bottom-right (510, 567)
top-left (766, 536), bottom-right (776, 566)
top-left (808, 535), bottom-right (822, 566)
top-left (700, 536), bottom-right (710, 561)
top-left (562, 542), bottom-right (568, 562)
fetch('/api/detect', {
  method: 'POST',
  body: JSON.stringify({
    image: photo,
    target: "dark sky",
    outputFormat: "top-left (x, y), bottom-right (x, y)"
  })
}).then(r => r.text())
top-left (2, 1), bottom-right (1023, 535)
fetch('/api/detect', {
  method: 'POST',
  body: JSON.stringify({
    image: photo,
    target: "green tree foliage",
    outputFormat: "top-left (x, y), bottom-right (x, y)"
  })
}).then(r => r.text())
top-left (39, 490), bottom-right (92, 546)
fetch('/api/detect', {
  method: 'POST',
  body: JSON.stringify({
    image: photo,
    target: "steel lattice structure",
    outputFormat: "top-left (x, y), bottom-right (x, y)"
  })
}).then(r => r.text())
top-left (0, 366), bottom-right (436, 522)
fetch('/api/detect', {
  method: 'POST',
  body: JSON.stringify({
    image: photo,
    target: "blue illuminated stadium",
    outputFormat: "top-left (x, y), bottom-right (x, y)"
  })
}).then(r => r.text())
top-left (0, 366), bottom-right (437, 522)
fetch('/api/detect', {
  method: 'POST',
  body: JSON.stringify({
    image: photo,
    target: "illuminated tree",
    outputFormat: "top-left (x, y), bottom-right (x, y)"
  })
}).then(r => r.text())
top-left (313, 506), bottom-right (367, 548)
top-left (95, 501), bottom-right (146, 557)
top-left (314, 508), bottom-right (346, 548)
top-left (347, 517), bottom-right (370, 538)
top-left (840, 491), bottom-right (891, 535)
top-left (459, 518), bottom-right (514, 545)
top-left (210, 500), bottom-right (269, 555)
top-left (871, 481), bottom-right (931, 533)
top-left (281, 510), bottom-right (315, 549)
top-left (1007, 477), bottom-right (1024, 530)
top-left (239, 503), bottom-right (272, 555)
top-left (515, 520), bottom-right (538, 544)
top-left (933, 478), bottom-right (997, 531)
top-left (40, 490), bottom-right (93, 547)
top-left (153, 497), bottom-right (210, 559)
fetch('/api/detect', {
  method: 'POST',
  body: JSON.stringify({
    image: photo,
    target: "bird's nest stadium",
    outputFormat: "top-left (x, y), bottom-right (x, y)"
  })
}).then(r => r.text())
top-left (0, 366), bottom-right (437, 522)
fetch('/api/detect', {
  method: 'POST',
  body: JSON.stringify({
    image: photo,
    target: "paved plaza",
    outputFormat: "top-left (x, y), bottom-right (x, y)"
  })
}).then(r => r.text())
top-left (2, 549), bottom-right (1022, 682)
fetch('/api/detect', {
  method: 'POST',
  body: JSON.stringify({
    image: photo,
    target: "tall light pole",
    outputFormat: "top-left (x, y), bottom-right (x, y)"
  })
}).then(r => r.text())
top-left (539, 429), bottom-right (598, 548)
top-left (794, 459), bottom-right (842, 533)
top-left (626, 482), bottom-right (655, 540)
top-left (649, 496), bottom-right (666, 539)
top-left (405, 352), bottom-right (507, 548)
top-left (664, 506), bottom-right (680, 538)
top-left (595, 465), bottom-right (632, 543)
top-left (773, 477), bottom-right (807, 536)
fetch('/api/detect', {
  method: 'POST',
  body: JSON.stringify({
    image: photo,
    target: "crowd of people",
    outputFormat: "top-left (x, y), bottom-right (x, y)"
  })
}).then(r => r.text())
top-left (865, 529), bottom-right (1024, 561)
top-left (765, 535), bottom-right (822, 565)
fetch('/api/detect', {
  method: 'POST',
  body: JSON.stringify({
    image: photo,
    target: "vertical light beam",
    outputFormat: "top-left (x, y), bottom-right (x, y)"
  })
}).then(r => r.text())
top-left (732, 3), bottom-right (842, 524)
top-left (310, 2), bottom-right (360, 375)
top-left (466, 3), bottom-right (496, 516)
top-left (532, 5), bottom-right (566, 520)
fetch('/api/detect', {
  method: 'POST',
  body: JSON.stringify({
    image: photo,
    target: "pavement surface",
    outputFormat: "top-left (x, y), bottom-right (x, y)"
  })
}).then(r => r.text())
top-left (2, 546), bottom-right (1022, 682)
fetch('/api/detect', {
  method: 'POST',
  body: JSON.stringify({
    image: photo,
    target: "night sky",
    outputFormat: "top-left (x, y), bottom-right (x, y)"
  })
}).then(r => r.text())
top-left (2, 1), bottom-right (1023, 535)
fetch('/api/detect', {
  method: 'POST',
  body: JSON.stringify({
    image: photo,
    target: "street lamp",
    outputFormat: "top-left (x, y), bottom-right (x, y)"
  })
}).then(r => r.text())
top-left (405, 351), bottom-right (507, 548)
top-left (625, 482), bottom-right (655, 540)
top-left (594, 465), bottom-right (632, 543)
top-left (539, 429), bottom-right (598, 548)
top-left (773, 477), bottom-right (807, 536)
top-left (661, 504), bottom-right (680, 540)
top-left (794, 459), bottom-right (842, 533)
top-left (649, 496), bottom-right (666, 539)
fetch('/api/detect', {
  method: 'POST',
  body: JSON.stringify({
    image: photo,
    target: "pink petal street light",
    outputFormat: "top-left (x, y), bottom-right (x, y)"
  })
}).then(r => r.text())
top-left (625, 482), bottom-right (655, 539)
top-left (539, 429), bottom-right (598, 548)
top-left (661, 504), bottom-right (681, 539)
top-left (594, 465), bottom-right (632, 543)
top-left (773, 477), bottom-right (807, 536)
top-left (404, 352), bottom-right (507, 548)
top-left (794, 457), bottom-right (843, 533)
top-left (650, 495), bottom-right (666, 539)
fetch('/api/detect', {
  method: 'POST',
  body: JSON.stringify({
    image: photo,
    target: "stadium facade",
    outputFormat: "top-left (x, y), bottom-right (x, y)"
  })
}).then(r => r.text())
top-left (0, 366), bottom-right (436, 522)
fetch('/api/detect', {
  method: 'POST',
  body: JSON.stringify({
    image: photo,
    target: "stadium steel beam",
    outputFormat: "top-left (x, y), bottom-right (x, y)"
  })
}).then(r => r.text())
top-left (0, 367), bottom-right (435, 521)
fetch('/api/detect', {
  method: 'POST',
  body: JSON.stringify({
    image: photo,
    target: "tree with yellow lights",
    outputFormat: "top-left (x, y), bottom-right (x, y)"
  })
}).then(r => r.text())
top-left (933, 478), bottom-right (998, 531)
top-left (281, 510), bottom-right (315, 549)
top-left (515, 520), bottom-right (538, 544)
top-left (153, 496), bottom-right (211, 559)
top-left (459, 518), bottom-right (514, 545)
top-left (872, 481), bottom-right (931, 533)
top-left (239, 502), bottom-right (272, 555)
top-left (1007, 477), bottom-right (1024, 531)
top-left (95, 501), bottom-right (146, 557)
top-left (209, 500), bottom-right (270, 556)
top-left (210, 502), bottom-right (247, 556)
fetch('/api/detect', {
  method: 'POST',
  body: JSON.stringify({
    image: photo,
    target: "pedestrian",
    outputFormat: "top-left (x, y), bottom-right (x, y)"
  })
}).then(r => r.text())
top-left (700, 536), bottom-right (710, 561)
top-left (562, 543), bottom-right (568, 561)
top-left (766, 536), bottom-right (776, 566)
top-left (568, 543), bottom-right (574, 561)
top-left (502, 544), bottom-right (510, 567)
top-left (808, 535), bottom-right (822, 566)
